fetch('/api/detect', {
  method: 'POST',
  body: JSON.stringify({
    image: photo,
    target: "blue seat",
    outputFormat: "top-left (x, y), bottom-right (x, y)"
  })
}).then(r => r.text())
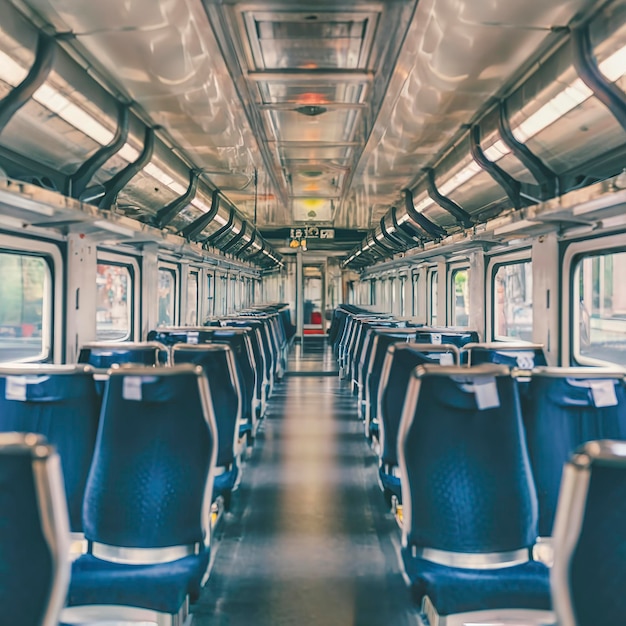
top-left (63, 364), bottom-right (216, 625)
top-left (0, 432), bottom-right (70, 626)
top-left (552, 440), bottom-right (626, 626)
top-left (377, 344), bottom-right (459, 506)
top-left (78, 342), bottom-right (169, 367)
top-left (521, 367), bottom-right (626, 538)
top-left (0, 365), bottom-right (99, 535)
top-left (463, 342), bottom-right (547, 369)
top-left (413, 327), bottom-right (479, 348)
top-left (398, 364), bottom-right (552, 623)
top-left (172, 344), bottom-right (242, 507)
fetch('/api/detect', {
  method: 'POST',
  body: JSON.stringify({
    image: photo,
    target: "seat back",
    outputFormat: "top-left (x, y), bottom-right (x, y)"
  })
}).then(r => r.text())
top-left (464, 342), bottom-right (547, 369)
top-left (378, 344), bottom-right (459, 467)
top-left (413, 327), bottom-right (479, 348)
top-left (78, 342), bottom-right (169, 367)
top-left (0, 433), bottom-right (70, 626)
top-left (522, 367), bottom-right (626, 536)
top-left (83, 365), bottom-right (216, 552)
top-left (552, 440), bottom-right (626, 626)
top-left (399, 364), bottom-right (538, 554)
top-left (0, 365), bottom-right (99, 532)
top-left (172, 344), bottom-right (241, 466)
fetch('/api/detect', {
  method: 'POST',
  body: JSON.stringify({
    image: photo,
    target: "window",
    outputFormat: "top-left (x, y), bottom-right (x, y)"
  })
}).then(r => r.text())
top-left (207, 273), bottom-right (214, 317)
top-left (158, 268), bottom-right (177, 327)
top-left (451, 268), bottom-right (469, 327)
top-left (96, 264), bottom-right (132, 341)
top-left (429, 270), bottom-right (438, 325)
top-left (493, 261), bottom-right (533, 341)
top-left (370, 280), bottom-right (376, 306)
top-left (412, 273), bottom-right (419, 317)
top-left (574, 250), bottom-right (626, 366)
top-left (0, 252), bottom-right (51, 362)
top-left (187, 271), bottom-right (199, 325)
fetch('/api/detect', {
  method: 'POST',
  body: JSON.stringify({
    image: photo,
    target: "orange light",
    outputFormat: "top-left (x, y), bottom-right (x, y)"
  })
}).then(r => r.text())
top-left (297, 92), bottom-right (327, 105)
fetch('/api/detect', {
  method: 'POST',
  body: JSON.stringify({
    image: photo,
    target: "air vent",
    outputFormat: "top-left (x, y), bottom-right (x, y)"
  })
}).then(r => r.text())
top-left (294, 105), bottom-right (328, 117)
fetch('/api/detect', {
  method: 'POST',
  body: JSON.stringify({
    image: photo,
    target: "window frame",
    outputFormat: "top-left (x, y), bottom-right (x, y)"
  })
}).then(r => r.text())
top-left (96, 251), bottom-right (140, 342)
top-left (448, 264), bottom-right (470, 327)
top-left (563, 234), bottom-right (626, 366)
top-left (487, 250), bottom-right (533, 342)
top-left (0, 235), bottom-right (61, 363)
top-left (187, 268), bottom-right (200, 326)
top-left (157, 261), bottom-right (180, 327)
top-left (427, 267), bottom-right (438, 325)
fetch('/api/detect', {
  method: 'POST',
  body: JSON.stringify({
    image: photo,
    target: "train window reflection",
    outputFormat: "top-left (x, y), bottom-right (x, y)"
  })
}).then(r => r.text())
top-left (158, 269), bottom-right (176, 326)
top-left (493, 261), bottom-right (533, 341)
top-left (0, 252), bottom-right (50, 362)
top-left (574, 250), bottom-right (626, 366)
top-left (451, 268), bottom-right (469, 327)
top-left (96, 264), bottom-right (131, 341)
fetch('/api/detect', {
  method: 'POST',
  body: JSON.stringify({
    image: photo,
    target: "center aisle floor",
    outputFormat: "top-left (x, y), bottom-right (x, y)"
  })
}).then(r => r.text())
top-left (193, 340), bottom-right (419, 625)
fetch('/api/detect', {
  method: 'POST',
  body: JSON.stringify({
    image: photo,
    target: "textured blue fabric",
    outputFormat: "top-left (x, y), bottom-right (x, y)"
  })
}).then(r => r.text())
top-left (379, 346), bottom-right (445, 466)
top-left (570, 464), bottom-right (626, 626)
top-left (213, 466), bottom-right (239, 500)
top-left (468, 346), bottom-right (547, 368)
top-left (78, 346), bottom-right (165, 368)
top-left (402, 372), bottom-right (538, 552)
top-left (0, 452), bottom-right (54, 625)
top-left (522, 375), bottom-right (626, 535)
top-left (69, 552), bottom-right (209, 613)
top-left (379, 469), bottom-right (402, 501)
top-left (222, 319), bottom-right (273, 380)
top-left (83, 370), bottom-right (213, 548)
top-left (0, 372), bottom-right (99, 531)
top-left (172, 348), bottom-right (239, 467)
top-left (401, 551), bottom-right (550, 614)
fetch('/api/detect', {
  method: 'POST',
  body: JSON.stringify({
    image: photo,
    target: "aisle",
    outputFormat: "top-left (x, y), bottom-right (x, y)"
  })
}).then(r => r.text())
top-left (193, 340), bottom-right (418, 625)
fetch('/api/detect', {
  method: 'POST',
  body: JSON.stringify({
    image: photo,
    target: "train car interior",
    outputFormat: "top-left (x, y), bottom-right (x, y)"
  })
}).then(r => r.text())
top-left (0, 0), bottom-right (625, 624)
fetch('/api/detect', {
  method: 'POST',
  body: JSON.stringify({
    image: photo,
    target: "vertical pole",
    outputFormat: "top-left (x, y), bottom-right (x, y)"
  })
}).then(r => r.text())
top-left (296, 248), bottom-right (304, 343)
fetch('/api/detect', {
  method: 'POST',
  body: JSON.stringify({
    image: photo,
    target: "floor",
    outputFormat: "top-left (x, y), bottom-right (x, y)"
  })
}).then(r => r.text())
top-left (193, 338), bottom-right (419, 625)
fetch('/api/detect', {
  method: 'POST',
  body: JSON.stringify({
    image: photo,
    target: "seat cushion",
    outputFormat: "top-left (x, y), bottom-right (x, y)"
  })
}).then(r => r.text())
top-left (379, 468), bottom-right (402, 502)
top-left (68, 551), bottom-right (210, 614)
top-left (401, 551), bottom-right (551, 615)
top-left (213, 467), bottom-right (238, 500)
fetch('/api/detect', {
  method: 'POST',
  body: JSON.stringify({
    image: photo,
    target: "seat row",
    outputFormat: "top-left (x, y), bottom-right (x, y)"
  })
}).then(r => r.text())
top-left (329, 304), bottom-right (626, 625)
top-left (0, 303), bottom-right (294, 626)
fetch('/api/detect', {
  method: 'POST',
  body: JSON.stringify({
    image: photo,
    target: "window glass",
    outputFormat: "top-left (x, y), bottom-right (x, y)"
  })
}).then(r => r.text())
top-left (370, 280), bottom-right (376, 305)
top-left (412, 274), bottom-right (419, 317)
top-left (494, 261), bottom-right (533, 340)
top-left (187, 272), bottom-right (199, 325)
top-left (429, 271), bottom-right (438, 325)
top-left (574, 250), bottom-right (626, 366)
top-left (452, 269), bottom-right (469, 327)
top-left (0, 252), bottom-right (50, 362)
top-left (158, 269), bottom-right (176, 326)
top-left (96, 263), bottom-right (131, 341)
top-left (207, 274), bottom-right (213, 317)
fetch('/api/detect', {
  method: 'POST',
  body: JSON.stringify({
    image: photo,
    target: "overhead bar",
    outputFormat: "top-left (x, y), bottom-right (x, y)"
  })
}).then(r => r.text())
top-left (68, 103), bottom-right (130, 199)
top-left (423, 167), bottom-right (474, 228)
top-left (221, 221), bottom-right (248, 253)
top-left (497, 100), bottom-right (558, 200)
top-left (0, 33), bottom-right (56, 135)
top-left (238, 230), bottom-right (258, 256)
top-left (179, 189), bottom-right (220, 240)
top-left (206, 207), bottom-right (235, 246)
top-left (153, 168), bottom-right (201, 228)
top-left (469, 125), bottom-right (521, 210)
top-left (98, 126), bottom-right (155, 211)
top-left (572, 24), bottom-right (626, 134)
top-left (403, 189), bottom-right (447, 239)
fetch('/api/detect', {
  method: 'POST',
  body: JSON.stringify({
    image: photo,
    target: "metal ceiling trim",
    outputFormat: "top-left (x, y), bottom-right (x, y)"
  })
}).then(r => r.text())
top-left (423, 167), bottom-right (473, 229)
top-left (247, 70), bottom-right (374, 83)
top-left (67, 103), bottom-right (130, 199)
top-left (572, 22), bottom-right (626, 134)
top-left (154, 169), bottom-right (201, 229)
top-left (97, 126), bottom-right (155, 211)
top-left (469, 124), bottom-right (522, 211)
top-left (497, 100), bottom-right (559, 200)
top-left (0, 32), bottom-right (55, 135)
